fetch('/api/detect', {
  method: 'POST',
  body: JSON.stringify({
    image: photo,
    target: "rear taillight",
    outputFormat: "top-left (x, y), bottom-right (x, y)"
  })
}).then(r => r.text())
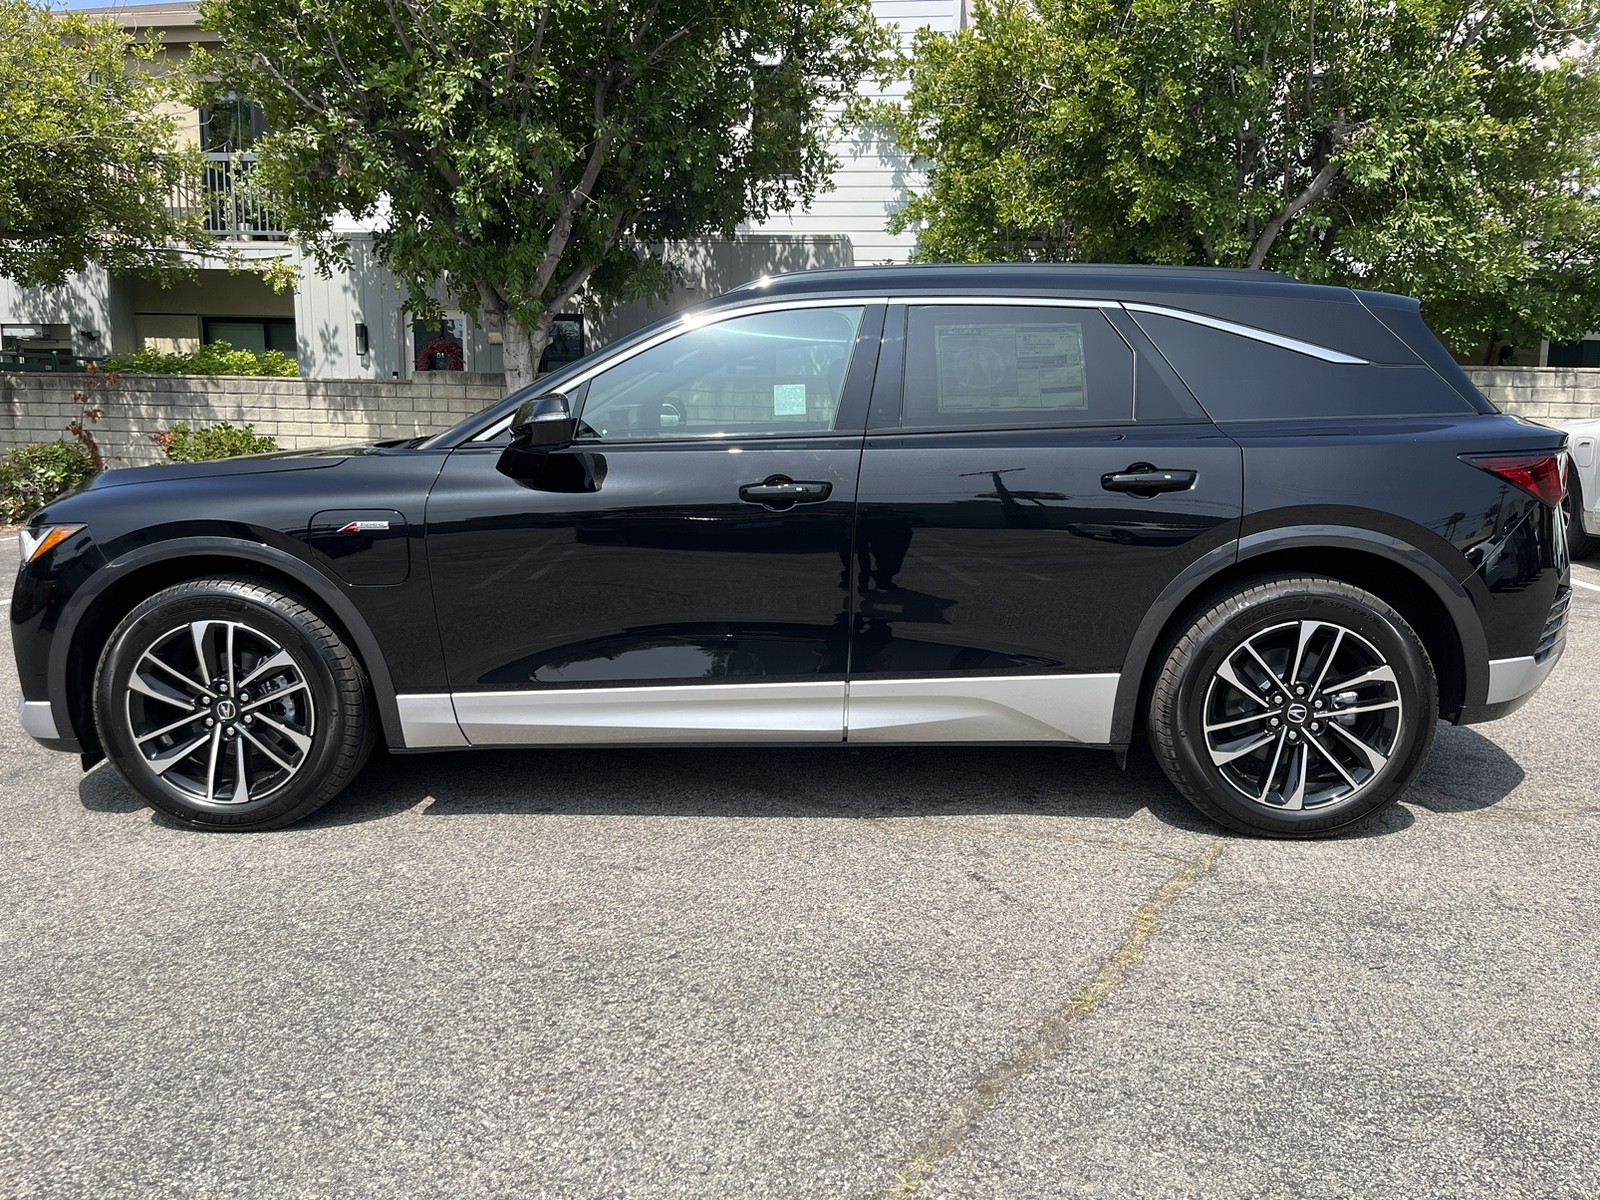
top-left (1463, 452), bottom-right (1567, 507)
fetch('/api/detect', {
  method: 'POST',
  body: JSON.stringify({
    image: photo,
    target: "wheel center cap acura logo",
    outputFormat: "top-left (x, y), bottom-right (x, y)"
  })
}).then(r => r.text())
top-left (1285, 702), bottom-right (1309, 725)
top-left (214, 699), bottom-right (238, 722)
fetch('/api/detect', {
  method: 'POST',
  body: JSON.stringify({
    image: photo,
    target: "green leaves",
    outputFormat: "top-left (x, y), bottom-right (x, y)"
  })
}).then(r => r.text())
top-left (892, 0), bottom-right (1600, 354)
top-left (0, 440), bottom-right (96, 523)
top-left (198, 0), bottom-right (892, 382)
top-left (152, 422), bottom-right (280, 461)
top-left (0, 0), bottom-right (210, 286)
top-left (105, 341), bottom-right (299, 377)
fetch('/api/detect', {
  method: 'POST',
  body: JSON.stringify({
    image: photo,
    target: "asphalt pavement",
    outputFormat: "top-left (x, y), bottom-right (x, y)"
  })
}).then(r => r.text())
top-left (2, 542), bottom-right (1597, 1199)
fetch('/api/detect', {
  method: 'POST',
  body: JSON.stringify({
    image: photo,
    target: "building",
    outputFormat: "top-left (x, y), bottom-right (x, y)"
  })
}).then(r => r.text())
top-left (0, 1), bottom-right (957, 380)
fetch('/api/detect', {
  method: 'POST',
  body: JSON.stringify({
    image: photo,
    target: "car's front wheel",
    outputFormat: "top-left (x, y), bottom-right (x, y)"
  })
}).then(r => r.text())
top-left (1147, 575), bottom-right (1438, 837)
top-left (95, 577), bottom-right (374, 830)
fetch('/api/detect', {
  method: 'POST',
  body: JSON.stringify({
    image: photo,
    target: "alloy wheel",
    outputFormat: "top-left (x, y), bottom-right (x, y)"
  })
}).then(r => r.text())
top-left (123, 619), bottom-right (315, 807)
top-left (1201, 619), bottom-right (1403, 812)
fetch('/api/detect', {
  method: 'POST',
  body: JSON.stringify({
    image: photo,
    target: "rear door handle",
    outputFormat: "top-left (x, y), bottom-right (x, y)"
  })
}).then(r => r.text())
top-left (1101, 467), bottom-right (1198, 495)
top-left (738, 476), bottom-right (832, 508)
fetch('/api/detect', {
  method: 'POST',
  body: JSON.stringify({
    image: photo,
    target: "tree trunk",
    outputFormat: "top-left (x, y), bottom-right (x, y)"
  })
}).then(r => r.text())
top-left (499, 313), bottom-right (553, 393)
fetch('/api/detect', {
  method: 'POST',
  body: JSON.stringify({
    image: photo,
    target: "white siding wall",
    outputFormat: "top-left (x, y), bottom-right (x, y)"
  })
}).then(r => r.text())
top-left (0, 269), bottom-right (122, 358)
top-left (740, 0), bottom-right (956, 265)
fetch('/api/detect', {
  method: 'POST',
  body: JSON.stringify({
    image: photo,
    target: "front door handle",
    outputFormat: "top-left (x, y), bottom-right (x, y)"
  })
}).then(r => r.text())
top-left (1101, 466), bottom-right (1198, 495)
top-left (738, 476), bottom-right (833, 509)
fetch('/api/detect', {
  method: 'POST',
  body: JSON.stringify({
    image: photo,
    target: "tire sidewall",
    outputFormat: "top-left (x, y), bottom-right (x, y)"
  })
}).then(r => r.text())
top-left (1167, 584), bottom-right (1437, 836)
top-left (96, 586), bottom-right (350, 827)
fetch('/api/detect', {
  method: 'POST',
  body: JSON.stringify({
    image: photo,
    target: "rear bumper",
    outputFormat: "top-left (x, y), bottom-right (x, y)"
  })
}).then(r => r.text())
top-left (1456, 579), bottom-right (1568, 725)
top-left (1457, 641), bottom-right (1565, 725)
top-left (1486, 648), bottom-right (1565, 705)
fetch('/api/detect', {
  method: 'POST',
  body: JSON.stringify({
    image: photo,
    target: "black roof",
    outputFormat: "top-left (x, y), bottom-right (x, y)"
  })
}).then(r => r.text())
top-left (722, 263), bottom-right (1418, 364)
top-left (730, 263), bottom-right (1325, 302)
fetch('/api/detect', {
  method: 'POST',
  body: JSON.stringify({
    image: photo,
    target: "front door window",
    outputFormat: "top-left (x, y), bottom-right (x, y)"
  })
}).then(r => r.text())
top-left (577, 306), bottom-right (865, 441)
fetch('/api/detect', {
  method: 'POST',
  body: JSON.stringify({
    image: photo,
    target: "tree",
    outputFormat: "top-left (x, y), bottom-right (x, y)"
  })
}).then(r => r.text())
top-left (888, 0), bottom-right (1600, 357)
top-left (196, 0), bottom-right (892, 389)
top-left (0, 0), bottom-right (205, 286)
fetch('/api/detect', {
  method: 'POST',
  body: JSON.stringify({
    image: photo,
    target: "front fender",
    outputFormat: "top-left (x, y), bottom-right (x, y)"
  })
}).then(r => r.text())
top-left (50, 536), bottom-right (406, 753)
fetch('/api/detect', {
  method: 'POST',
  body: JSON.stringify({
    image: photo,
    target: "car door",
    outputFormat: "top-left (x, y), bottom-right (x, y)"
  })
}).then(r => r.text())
top-left (424, 301), bottom-right (884, 745)
top-left (846, 299), bottom-right (1243, 744)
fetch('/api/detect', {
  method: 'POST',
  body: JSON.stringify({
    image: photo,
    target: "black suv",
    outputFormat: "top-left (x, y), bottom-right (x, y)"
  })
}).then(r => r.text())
top-left (11, 266), bottom-right (1570, 836)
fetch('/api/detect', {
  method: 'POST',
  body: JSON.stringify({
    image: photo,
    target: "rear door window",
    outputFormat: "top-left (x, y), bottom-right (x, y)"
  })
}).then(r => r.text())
top-left (901, 306), bottom-right (1134, 430)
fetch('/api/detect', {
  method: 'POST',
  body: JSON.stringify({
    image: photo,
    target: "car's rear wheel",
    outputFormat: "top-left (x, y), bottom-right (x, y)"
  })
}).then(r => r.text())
top-left (95, 577), bottom-right (374, 830)
top-left (1148, 576), bottom-right (1437, 837)
top-left (1564, 473), bottom-right (1598, 560)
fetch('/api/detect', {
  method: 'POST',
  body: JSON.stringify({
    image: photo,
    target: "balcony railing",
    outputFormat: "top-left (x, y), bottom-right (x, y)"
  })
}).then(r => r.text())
top-left (172, 152), bottom-right (287, 241)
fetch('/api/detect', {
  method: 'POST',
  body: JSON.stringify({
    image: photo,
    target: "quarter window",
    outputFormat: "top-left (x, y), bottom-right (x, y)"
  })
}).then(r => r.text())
top-left (1131, 311), bottom-right (1477, 421)
top-left (902, 306), bottom-right (1134, 429)
top-left (577, 306), bottom-right (865, 441)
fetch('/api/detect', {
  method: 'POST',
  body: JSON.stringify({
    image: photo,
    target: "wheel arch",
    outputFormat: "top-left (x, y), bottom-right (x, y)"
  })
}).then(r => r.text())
top-left (55, 537), bottom-right (404, 758)
top-left (1111, 527), bottom-right (1487, 745)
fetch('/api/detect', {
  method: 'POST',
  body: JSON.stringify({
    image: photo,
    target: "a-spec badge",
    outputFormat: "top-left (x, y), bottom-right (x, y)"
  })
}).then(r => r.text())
top-left (337, 520), bottom-right (391, 533)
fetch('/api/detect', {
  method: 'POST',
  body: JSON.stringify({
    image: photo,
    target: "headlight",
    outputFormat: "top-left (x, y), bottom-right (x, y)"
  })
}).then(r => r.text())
top-left (18, 524), bottom-right (84, 565)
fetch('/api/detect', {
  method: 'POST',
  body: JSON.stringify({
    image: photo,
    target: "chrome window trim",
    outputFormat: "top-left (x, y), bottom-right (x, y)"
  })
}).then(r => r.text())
top-left (892, 296), bottom-right (1119, 309)
top-left (472, 297), bottom-right (888, 442)
top-left (472, 292), bottom-right (1365, 442)
top-left (1122, 302), bottom-right (1369, 364)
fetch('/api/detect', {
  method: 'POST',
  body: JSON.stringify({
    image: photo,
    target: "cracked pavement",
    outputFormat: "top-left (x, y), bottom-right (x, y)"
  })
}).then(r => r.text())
top-left (2, 543), bottom-right (1598, 1199)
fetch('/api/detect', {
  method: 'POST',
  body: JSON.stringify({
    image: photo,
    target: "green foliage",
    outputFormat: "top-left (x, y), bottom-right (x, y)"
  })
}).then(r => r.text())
top-left (889, 0), bottom-right (1600, 355)
top-left (194, 0), bottom-right (894, 383)
top-left (0, 0), bottom-right (210, 285)
top-left (106, 341), bottom-right (299, 377)
top-left (0, 441), bottom-right (96, 523)
top-left (152, 422), bottom-right (280, 462)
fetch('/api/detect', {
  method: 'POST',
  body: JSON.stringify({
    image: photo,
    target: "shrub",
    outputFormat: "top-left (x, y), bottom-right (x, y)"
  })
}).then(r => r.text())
top-left (152, 422), bottom-right (280, 463)
top-left (105, 340), bottom-right (299, 377)
top-left (0, 441), bottom-right (97, 523)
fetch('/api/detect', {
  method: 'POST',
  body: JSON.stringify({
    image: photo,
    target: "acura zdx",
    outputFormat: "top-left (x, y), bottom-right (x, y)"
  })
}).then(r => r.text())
top-left (11, 266), bottom-right (1570, 836)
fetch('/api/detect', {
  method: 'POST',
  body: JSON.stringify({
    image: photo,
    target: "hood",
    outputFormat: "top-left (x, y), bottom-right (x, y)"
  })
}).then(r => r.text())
top-left (85, 445), bottom-right (354, 491)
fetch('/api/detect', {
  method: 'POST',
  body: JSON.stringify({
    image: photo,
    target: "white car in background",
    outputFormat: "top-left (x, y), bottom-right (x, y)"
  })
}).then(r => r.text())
top-left (1559, 419), bottom-right (1600, 559)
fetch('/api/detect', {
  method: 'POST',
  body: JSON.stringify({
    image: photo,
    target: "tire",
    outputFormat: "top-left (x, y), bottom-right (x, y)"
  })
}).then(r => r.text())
top-left (1147, 575), bottom-right (1438, 838)
top-left (94, 577), bottom-right (375, 830)
top-left (1565, 473), bottom-right (1598, 561)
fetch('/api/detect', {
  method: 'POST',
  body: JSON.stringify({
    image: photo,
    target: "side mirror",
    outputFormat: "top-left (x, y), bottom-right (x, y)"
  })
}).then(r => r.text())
top-left (509, 393), bottom-right (578, 450)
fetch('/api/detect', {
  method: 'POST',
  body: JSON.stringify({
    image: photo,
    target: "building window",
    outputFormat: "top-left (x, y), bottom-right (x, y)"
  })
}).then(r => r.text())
top-left (199, 95), bottom-right (269, 152)
top-left (414, 316), bottom-right (467, 372)
top-left (203, 317), bottom-right (296, 356)
top-left (539, 315), bottom-right (586, 373)
top-left (1548, 338), bottom-right (1600, 367)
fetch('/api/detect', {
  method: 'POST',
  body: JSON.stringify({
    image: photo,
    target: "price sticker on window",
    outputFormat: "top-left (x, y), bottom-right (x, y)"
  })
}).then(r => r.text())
top-left (773, 383), bottom-right (808, 416)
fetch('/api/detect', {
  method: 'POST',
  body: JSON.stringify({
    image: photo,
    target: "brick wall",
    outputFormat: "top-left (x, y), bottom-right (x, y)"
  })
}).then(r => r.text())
top-left (1, 367), bottom-right (1594, 470)
top-left (0, 372), bottom-right (508, 467)
top-left (1461, 367), bottom-right (1600, 425)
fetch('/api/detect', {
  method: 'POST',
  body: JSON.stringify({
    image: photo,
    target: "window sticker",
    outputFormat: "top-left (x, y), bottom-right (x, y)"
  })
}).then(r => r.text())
top-left (773, 383), bottom-right (809, 416)
top-left (934, 323), bottom-right (1088, 412)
